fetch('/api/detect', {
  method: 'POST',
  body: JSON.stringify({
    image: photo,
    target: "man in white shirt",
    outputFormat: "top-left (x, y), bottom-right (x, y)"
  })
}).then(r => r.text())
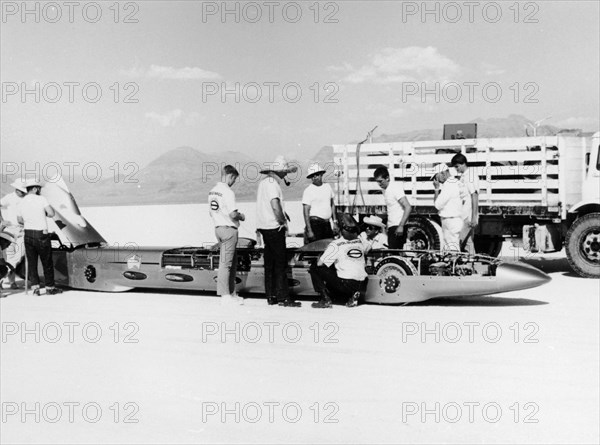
top-left (209, 165), bottom-right (245, 305)
top-left (359, 215), bottom-right (388, 253)
top-left (302, 163), bottom-right (337, 243)
top-left (451, 154), bottom-right (479, 253)
top-left (256, 156), bottom-right (301, 307)
top-left (310, 214), bottom-right (368, 308)
top-left (16, 177), bottom-right (62, 295)
top-left (373, 166), bottom-right (412, 249)
top-left (433, 165), bottom-right (464, 252)
top-left (0, 179), bottom-right (26, 289)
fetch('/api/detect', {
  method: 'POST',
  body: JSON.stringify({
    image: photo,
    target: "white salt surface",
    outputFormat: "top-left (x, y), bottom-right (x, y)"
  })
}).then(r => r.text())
top-left (1, 204), bottom-right (599, 444)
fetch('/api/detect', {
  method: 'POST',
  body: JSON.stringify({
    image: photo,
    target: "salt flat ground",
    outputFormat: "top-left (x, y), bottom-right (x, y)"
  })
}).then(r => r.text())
top-left (1, 252), bottom-right (599, 444)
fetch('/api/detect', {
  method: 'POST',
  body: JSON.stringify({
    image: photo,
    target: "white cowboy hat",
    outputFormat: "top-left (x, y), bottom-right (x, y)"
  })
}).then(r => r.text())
top-left (430, 163), bottom-right (449, 180)
top-left (10, 179), bottom-right (27, 193)
top-left (22, 176), bottom-right (43, 189)
top-left (260, 155), bottom-right (298, 175)
top-left (363, 215), bottom-right (385, 230)
top-left (306, 162), bottom-right (326, 179)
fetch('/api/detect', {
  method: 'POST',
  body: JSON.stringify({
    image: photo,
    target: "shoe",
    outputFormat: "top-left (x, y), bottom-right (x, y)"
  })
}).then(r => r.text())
top-left (311, 299), bottom-right (332, 309)
top-left (9, 283), bottom-right (19, 290)
top-left (46, 287), bottom-right (63, 295)
top-left (311, 289), bottom-right (333, 309)
top-left (279, 299), bottom-right (301, 307)
top-left (346, 291), bottom-right (360, 308)
top-left (267, 297), bottom-right (278, 305)
top-left (32, 288), bottom-right (41, 296)
top-left (221, 294), bottom-right (244, 305)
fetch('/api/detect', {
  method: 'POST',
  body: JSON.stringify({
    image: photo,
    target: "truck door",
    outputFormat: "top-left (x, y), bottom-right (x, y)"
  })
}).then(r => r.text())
top-left (583, 132), bottom-right (600, 203)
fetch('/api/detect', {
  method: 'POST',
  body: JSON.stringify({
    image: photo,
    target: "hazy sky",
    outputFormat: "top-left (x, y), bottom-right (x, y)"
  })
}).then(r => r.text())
top-left (1, 1), bottom-right (599, 174)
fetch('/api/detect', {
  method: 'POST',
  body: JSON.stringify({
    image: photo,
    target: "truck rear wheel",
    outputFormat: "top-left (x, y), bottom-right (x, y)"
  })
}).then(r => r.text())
top-left (405, 218), bottom-right (442, 251)
top-left (474, 235), bottom-right (504, 257)
top-left (565, 212), bottom-right (600, 278)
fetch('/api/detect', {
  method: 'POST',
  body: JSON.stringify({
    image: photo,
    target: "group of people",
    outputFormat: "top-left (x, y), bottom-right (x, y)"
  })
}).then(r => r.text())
top-left (208, 153), bottom-right (479, 309)
top-left (0, 177), bottom-right (62, 298)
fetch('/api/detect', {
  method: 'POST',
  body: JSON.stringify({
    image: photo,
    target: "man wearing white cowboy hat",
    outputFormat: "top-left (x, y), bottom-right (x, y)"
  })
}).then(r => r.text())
top-left (359, 215), bottom-right (388, 253)
top-left (256, 155), bottom-right (301, 307)
top-left (432, 164), bottom-right (464, 252)
top-left (0, 179), bottom-right (27, 289)
top-left (16, 177), bottom-right (62, 295)
top-left (302, 162), bottom-right (337, 243)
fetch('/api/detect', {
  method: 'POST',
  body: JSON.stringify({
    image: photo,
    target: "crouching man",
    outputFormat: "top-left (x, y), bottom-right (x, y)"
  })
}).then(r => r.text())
top-left (309, 214), bottom-right (368, 308)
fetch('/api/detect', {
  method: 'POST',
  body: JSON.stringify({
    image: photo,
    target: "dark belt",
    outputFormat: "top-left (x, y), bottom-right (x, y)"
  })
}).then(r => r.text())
top-left (215, 226), bottom-right (237, 230)
top-left (309, 216), bottom-right (329, 222)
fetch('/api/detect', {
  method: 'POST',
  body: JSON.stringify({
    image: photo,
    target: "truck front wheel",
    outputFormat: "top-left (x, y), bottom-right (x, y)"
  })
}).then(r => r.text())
top-left (565, 212), bottom-right (600, 278)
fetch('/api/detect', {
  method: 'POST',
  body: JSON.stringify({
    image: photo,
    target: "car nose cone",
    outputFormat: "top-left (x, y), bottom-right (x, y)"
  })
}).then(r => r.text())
top-left (495, 262), bottom-right (552, 292)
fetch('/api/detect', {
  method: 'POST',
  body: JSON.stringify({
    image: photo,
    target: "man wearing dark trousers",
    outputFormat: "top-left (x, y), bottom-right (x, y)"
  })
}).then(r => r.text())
top-left (16, 177), bottom-right (62, 296)
top-left (256, 156), bottom-right (301, 307)
top-left (310, 214), bottom-right (368, 308)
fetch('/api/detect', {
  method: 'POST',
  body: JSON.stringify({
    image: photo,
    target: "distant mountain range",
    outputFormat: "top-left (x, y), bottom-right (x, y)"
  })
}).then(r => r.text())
top-left (1, 115), bottom-right (593, 206)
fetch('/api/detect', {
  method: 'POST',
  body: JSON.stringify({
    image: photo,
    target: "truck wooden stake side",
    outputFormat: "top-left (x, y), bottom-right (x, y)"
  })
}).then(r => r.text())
top-left (333, 132), bottom-right (600, 278)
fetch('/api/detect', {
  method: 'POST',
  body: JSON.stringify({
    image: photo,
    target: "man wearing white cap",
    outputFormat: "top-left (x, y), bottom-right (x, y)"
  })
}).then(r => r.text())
top-left (256, 156), bottom-right (301, 307)
top-left (16, 177), bottom-right (62, 295)
top-left (302, 163), bottom-right (336, 243)
top-left (432, 164), bottom-right (464, 251)
top-left (359, 215), bottom-right (388, 253)
top-left (209, 165), bottom-right (245, 305)
top-left (0, 179), bottom-right (26, 289)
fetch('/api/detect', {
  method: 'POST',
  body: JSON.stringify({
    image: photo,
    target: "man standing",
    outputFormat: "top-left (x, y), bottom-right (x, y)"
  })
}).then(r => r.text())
top-left (302, 163), bottom-right (336, 243)
top-left (309, 214), bottom-right (368, 308)
top-left (373, 166), bottom-right (412, 249)
top-left (0, 179), bottom-right (26, 289)
top-left (256, 156), bottom-right (301, 307)
top-left (16, 177), bottom-right (62, 295)
top-left (433, 165), bottom-right (464, 251)
top-left (209, 165), bottom-right (245, 305)
top-left (451, 154), bottom-right (479, 253)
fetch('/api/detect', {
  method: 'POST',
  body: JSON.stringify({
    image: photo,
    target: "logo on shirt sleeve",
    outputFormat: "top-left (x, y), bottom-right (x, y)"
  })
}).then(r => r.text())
top-left (210, 200), bottom-right (219, 211)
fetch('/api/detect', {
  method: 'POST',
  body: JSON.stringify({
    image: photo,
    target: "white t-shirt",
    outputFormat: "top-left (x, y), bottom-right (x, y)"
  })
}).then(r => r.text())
top-left (459, 168), bottom-right (479, 221)
top-left (208, 182), bottom-right (238, 228)
top-left (16, 194), bottom-right (51, 231)
top-left (302, 183), bottom-right (334, 220)
top-left (359, 231), bottom-right (388, 252)
top-left (256, 176), bottom-right (284, 230)
top-left (435, 179), bottom-right (463, 218)
top-left (0, 192), bottom-right (22, 226)
top-left (320, 237), bottom-right (368, 281)
top-left (384, 181), bottom-right (407, 228)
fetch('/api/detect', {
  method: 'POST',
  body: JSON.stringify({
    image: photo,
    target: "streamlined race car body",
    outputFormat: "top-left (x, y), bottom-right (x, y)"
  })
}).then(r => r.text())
top-left (38, 179), bottom-right (550, 304)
